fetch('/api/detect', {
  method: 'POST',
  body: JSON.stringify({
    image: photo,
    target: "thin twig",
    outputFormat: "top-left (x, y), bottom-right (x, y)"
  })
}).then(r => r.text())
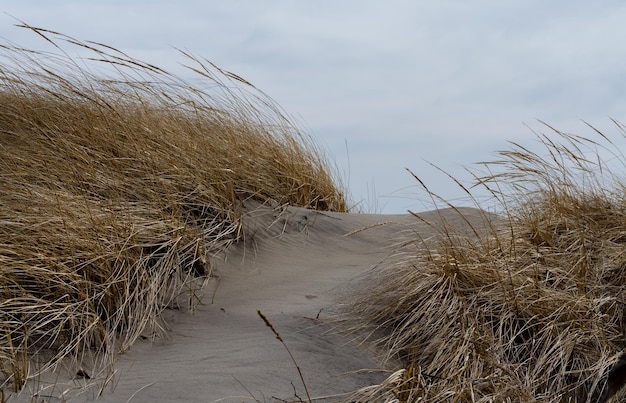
top-left (257, 310), bottom-right (312, 403)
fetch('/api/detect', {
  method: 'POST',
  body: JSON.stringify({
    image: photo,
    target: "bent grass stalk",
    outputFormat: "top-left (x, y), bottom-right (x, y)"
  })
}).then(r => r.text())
top-left (257, 310), bottom-right (312, 403)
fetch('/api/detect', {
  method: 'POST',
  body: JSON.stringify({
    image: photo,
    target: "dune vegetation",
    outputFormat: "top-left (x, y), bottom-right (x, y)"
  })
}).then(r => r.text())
top-left (0, 25), bottom-right (346, 393)
top-left (2, 24), bottom-right (626, 403)
top-left (348, 126), bottom-right (626, 401)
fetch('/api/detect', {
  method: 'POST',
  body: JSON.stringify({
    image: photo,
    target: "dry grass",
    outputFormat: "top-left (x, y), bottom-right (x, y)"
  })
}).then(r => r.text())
top-left (0, 24), bottom-right (346, 394)
top-left (348, 124), bottom-right (626, 402)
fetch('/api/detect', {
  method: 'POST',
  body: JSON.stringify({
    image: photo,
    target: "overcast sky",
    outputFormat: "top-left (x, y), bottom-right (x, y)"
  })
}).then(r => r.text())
top-left (2, 1), bottom-right (625, 213)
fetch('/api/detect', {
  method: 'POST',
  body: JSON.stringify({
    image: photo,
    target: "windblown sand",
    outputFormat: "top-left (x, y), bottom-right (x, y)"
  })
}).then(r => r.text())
top-left (19, 203), bottom-right (486, 402)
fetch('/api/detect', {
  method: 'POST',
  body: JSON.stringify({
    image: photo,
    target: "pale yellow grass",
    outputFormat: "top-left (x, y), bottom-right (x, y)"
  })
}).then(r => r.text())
top-left (0, 25), bottom-right (346, 394)
top-left (348, 125), bottom-right (626, 402)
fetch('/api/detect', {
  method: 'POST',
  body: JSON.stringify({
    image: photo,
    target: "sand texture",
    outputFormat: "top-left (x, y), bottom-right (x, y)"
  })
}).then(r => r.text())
top-left (17, 203), bottom-right (488, 402)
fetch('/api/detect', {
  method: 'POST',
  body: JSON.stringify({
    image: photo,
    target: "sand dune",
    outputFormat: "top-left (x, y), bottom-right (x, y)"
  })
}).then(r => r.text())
top-left (19, 203), bottom-right (487, 402)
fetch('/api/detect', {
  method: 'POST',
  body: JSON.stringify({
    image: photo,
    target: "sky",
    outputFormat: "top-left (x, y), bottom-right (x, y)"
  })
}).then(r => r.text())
top-left (1, 1), bottom-right (625, 213)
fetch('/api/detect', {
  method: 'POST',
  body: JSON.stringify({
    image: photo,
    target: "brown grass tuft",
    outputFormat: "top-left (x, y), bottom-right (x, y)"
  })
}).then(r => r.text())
top-left (0, 24), bottom-right (346, 393)
top-left (348, 123), bottom-right (625, 402)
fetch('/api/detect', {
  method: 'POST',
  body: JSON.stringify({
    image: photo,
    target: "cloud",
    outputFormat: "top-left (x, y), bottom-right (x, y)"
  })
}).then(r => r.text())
top-left (1, 1), bottom-right (626, 212)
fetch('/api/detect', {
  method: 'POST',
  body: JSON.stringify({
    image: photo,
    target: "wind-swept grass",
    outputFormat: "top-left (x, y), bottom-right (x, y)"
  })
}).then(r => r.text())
top-left (0, 25), bottom-right (346, 393)
top-left (348, 124), bottom-right (626, 401)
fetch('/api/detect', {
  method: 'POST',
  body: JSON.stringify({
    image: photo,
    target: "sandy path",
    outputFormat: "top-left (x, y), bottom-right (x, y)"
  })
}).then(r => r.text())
top-left (18, 204), bottom-right (488, 402)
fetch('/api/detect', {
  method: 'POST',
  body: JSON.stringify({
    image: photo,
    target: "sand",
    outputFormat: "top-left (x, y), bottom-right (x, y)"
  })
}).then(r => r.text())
top-left (15, 202), bottom-right (488, 402)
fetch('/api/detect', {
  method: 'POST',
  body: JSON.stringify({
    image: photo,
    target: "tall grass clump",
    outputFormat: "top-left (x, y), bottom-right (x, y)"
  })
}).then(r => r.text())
top-left (0, 25), bottom-right (346, 393)
top-left (349, 124), bottom-right (625, 401)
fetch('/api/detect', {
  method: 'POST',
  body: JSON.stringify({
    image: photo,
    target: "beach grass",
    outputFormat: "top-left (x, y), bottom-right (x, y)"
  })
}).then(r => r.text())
top-left (348, 124), bottom-right (626, 401)
top-left (0, 25), bottom-right (346, 393)
top-left (3, 24), bottom-right (626, 403)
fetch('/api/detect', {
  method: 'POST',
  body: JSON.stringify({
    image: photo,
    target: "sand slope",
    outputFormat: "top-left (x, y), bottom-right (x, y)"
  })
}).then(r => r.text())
top-left (17, 203), bottom-right (490, 402)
